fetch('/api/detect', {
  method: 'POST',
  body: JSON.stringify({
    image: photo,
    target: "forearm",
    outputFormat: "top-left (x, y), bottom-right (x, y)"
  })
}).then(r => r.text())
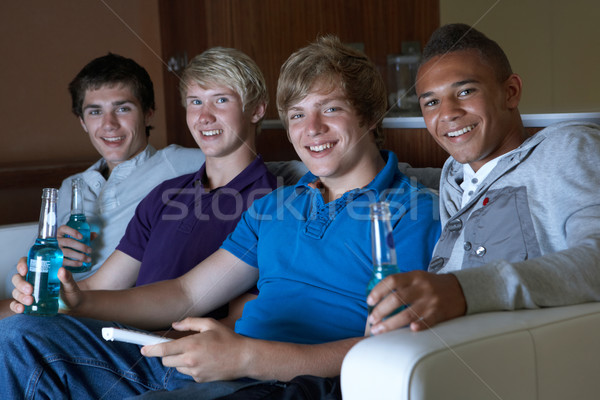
top-left (243, 337), bottom-right (364, 381)
top-left (67, 278), bottom-right (192, 330)
top-left (455, 242), bottom-right (600, 314)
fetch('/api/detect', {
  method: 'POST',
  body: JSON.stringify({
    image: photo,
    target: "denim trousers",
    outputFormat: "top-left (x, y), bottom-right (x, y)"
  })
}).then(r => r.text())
top-left (0, 314), bottom-right (254, 399)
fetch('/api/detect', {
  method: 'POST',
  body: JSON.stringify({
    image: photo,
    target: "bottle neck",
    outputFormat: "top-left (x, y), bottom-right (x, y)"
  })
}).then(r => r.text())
top-left (38, 194), bottom-right (58, 239)
top-left (70, 185), bottom-right (84, 215)
top-left (370, 202), bottom-right (397, 268)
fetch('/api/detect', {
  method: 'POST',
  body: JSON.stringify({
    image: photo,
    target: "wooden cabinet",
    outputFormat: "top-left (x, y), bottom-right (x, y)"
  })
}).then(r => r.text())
top-left (158, 0), bottom-right (443, 166)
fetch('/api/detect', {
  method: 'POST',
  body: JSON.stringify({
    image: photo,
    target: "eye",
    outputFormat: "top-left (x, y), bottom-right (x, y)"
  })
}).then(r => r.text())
top-left (422, 99), bottom-right (439, 108)
top-left (87, 109), bottom-right (101, 116)
top-left (459, 88), bottom-right (475, 97)
top-left (117, 106), bottom-right (131, 113)
top-left (324, 106), bottom-right (339, 113)
top-left (289, 113), bottom-right (304, 120)
top-left (216, 97), bottom-right (229, 104)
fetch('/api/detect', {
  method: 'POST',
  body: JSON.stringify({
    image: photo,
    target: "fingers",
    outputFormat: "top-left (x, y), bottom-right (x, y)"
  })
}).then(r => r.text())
top-left (141, 340), bottom-right (177, 358)
top-left (16, 257), bottom-right (28, 276)
top-left (10, 300), bottom-right (25, 314)
top-left (57, 237), bottom-right (92, 267)
top-left (172, 317), bottom-right (219, 333)
top-left (368, 273), bottom-right (468, 335)
top-left (57, 225), bottom-right (82, 241)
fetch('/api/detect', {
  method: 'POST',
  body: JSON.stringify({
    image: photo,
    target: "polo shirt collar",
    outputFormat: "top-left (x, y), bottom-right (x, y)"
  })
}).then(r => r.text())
top-left (295, 150), bottom-right (398, 199)
top-left (194, 155), bottom-right (268, 193)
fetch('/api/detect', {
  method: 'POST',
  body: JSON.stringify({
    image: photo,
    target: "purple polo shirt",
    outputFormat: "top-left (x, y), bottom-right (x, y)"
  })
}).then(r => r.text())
top-left (116, 156), bottom-right (277, 287)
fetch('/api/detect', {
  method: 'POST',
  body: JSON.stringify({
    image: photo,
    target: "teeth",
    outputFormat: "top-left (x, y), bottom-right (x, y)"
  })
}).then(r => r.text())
top-left (202, 129), bottom-right (223, 136)
top-left (309, 143), bottom-right (334, 152)
top-left (447, 125), bottom-right (475, 137)
top-left (103, 136), bottom-right (124, 142)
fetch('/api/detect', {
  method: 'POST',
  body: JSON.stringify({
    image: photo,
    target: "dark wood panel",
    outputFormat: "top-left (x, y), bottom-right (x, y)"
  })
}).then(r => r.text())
top-left (158, 0), bottom-right (441, 158)
top-left (0, 162), bottom-right (91, 224)
top-left (384, 129), bottom-right (448, 168)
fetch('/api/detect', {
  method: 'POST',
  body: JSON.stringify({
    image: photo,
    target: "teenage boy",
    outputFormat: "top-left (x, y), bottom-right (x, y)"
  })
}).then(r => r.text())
top-left (0, 54), bottom-right (204, 318)
top-left (70, 47), bottom-right (278, 323)
top-left (367, 23), bottom-right (600, 335)
top-left (2, 36), bottom-right (440, 399)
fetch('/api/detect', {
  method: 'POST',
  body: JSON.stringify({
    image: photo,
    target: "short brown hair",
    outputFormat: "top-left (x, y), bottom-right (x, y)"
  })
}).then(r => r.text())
top-left (277, 35), bottom-right (387, 148)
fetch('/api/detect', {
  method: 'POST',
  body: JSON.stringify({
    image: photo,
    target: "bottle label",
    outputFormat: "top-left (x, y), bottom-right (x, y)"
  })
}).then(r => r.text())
top-left (47, 211), bottom-right (56, 226)
top-left (29, 258), bottom-right (51, 273)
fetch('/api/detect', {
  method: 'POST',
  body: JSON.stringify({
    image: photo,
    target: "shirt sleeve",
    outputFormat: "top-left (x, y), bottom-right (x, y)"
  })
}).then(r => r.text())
top-left (115, 189), bottom-right (158, 262)
top-left (220, 200), bottom-right (263, 268)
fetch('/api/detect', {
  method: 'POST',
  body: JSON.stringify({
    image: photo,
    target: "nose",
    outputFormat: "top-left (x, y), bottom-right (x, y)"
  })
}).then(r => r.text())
top-left (307, 112), bottom-right (325, 137)
top-left (439, 98), bottom-right (465, 122)
top-left (197, 105), bottom-right (216, 125)
top-left (102, 112), bottom-right (119, 130)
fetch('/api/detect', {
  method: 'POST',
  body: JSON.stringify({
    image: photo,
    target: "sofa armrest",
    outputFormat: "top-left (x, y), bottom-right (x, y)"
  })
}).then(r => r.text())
top-left (0, 222), bottom-right (37, 299)
top-left (341, 302), bottom-right (600, 400)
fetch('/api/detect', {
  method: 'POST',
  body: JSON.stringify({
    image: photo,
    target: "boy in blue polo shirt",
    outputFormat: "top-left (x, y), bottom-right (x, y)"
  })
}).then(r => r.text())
top-left (4, 36), bottom-right (440, 399)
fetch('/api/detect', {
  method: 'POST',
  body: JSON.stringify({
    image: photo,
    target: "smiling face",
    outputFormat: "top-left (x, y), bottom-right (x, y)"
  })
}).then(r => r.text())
top-left (184, 82), bottom-right (264, 160)
top-left (416, 50), bottom-right (525, 171)
top-left (79, 84), bottom-right (150, 173)
top-left (286, 79), bottom-right (381, 190)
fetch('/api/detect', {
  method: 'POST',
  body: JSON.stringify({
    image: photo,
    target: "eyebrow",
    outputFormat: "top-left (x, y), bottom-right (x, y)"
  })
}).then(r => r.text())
top-left (82, 99), bottom-right (135, 111)
top-left (289, 95), bottom-right (346, 112)
top-left (418, 79), bottom-right (480, 101)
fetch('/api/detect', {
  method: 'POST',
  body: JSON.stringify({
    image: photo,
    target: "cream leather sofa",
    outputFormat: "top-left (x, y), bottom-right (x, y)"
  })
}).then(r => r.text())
top-left (341, 301), bottom-right (600, 399)
top-left (0, 221), bottom-right (37, 299)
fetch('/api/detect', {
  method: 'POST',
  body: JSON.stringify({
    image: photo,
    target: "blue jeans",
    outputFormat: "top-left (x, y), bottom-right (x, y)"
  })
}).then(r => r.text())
top-left (0, 314), bottom-right (249, 399)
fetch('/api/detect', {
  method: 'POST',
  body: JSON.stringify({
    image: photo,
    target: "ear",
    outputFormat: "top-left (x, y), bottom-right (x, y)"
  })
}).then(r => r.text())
top-left (504, 73), bottom-right (523, 110)
top-left (250, 102), bottom-right (267, 124)
top-left (79, 117), bottom-right (88, 133)
top-left (144, 109), bottom-right (155, 127)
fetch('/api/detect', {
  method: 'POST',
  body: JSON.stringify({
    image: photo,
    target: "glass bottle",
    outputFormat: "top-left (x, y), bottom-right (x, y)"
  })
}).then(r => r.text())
top-left (64, 178), bottom-right (91, 272)
top-left (366, 201), bottom-right (405, 318)
top-left (24, 188), bottom-right (64, 316)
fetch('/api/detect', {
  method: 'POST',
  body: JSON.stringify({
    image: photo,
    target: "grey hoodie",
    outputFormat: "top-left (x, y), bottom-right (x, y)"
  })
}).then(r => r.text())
top-left (429, 121), bottom-right (600, 314)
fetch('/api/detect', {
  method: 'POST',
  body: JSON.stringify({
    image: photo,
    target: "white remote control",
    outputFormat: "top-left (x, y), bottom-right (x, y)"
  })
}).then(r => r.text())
top-left (102, 327), bottom-right (173, 346)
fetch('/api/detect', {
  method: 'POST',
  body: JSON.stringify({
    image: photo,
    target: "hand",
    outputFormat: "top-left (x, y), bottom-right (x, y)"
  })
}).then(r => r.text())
top-left (10, 264), bottom-right (83, 314)
top-left (366, 271), bottom-right (467, 333)
top-left (141, 317), bottom-right (251, 382)
top-left (9, 257), bottom-right (30, 313)
top-left (57, 224), bottom-right (93, 268)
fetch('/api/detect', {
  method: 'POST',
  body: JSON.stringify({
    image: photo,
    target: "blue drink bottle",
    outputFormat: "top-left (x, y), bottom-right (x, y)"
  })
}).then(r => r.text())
top-left (366, 202), bottom-right (405, 327)
top-left (24, 188), bottom-right (64, 316)
top-left (64, 178), bottom-right (91, 272)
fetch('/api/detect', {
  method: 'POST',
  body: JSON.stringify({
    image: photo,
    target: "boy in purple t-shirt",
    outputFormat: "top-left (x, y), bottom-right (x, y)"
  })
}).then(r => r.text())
top-left (74, 47), bottom-right (278, 321)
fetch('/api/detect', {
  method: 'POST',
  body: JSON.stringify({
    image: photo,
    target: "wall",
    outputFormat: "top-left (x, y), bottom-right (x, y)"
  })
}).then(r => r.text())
top-left (0, 0), bottom-right (166, 167)
top-left (441, 0), bottom-right (600, 113)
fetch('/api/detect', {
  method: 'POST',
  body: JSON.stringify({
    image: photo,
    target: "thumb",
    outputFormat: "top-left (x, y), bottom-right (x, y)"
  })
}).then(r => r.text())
top-left (57, 267), bottom-right (81, 296)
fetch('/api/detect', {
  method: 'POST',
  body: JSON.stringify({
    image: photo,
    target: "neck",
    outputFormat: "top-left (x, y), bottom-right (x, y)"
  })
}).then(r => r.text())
top-left (203, 150), bottom-right (256, 190)
top-left (320, 147), bottom-right (386, 203)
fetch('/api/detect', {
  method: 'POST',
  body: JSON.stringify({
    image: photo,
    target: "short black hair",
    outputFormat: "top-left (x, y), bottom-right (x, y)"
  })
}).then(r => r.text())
top-left (421, 23), bottom-right (513, 82)
top-left (68, 53), bottom-right (155, 134)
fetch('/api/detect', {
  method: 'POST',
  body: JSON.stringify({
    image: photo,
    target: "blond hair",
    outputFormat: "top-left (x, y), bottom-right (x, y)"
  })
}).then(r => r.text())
top-left (179, 47), bottom-right (268, 121)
